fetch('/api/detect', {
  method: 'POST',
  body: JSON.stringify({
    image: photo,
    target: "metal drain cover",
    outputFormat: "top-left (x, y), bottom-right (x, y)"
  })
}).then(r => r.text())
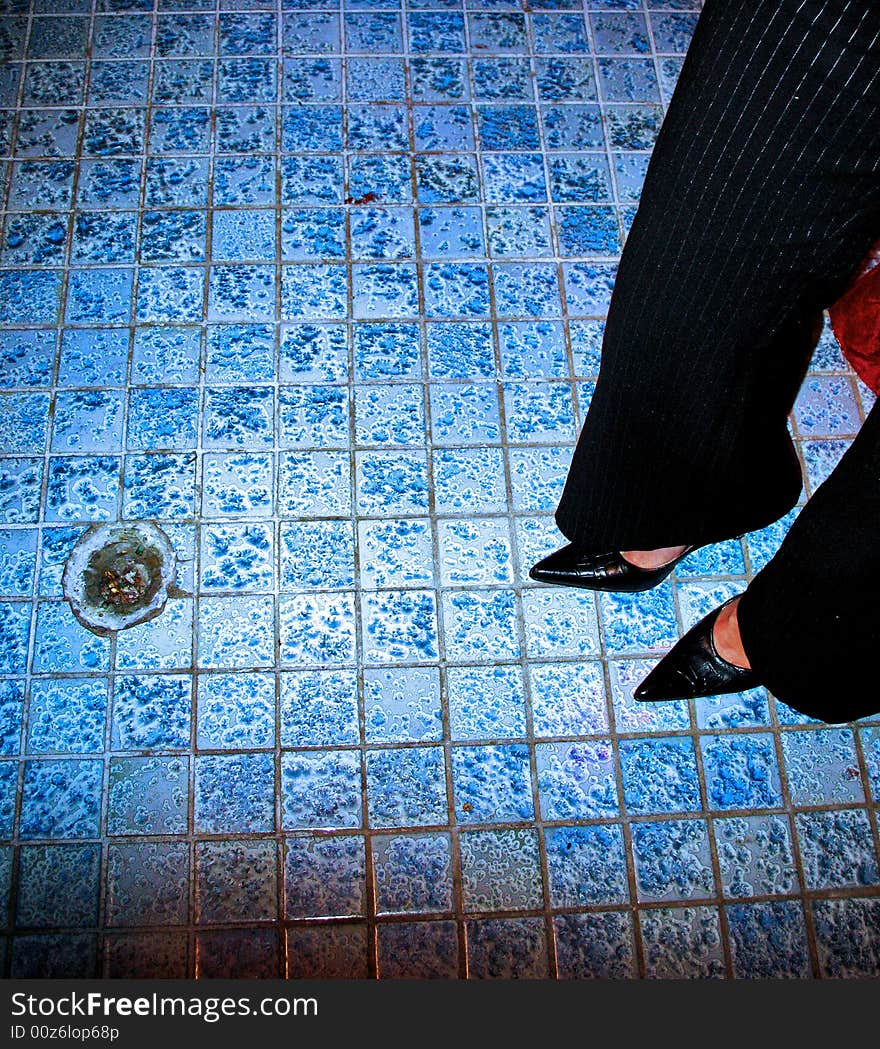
top-left (62, 522), bottom-right (177, 636)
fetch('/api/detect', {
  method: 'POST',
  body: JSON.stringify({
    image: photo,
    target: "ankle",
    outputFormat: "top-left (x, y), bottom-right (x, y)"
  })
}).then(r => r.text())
top-left (712, 597), bottom-right (752, 670)
top-left (620, 545), bottom-right (689, 570)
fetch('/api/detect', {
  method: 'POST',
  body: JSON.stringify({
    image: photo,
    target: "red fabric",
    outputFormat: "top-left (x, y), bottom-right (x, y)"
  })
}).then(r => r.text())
top-left (828, 243), bottom-right (880, 395)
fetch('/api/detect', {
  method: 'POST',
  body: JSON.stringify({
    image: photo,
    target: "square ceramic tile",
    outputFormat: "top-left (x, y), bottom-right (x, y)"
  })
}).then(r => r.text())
top-left (521, 587), bottom-right (600, 659)
top-left (196, 838), bottom-right (277, 924)
top-left (127, 388), bottom-right (199, 451)
top-left (197, 595), bottom-right (275, 669)
top-left (796, 809), bottom-right (879, 891)
top-left (411, 56), bottom-right (468, 102)
top-left (0, 329), bottom-right (56, 387)
top-left (358, 518), bottom-right (434, 589)
top-left (103, 932), bottom-right (187, 979)
top-left (197, 672), bottom-right (276, 750)
top-left (281, 208), bottom-right (346, 261)
top-left (430, 383), bottom-right (501, 445)
top-left (205, 323), bottom-right (274, 382)
top-left (279, 592), bottom-right (358, 667)
top-left (861, 725), bottom-right (880, 802)
top-left (350, 207), bottom-right (416, 260)
top-left (197, 929), bottom-right (280, 979)
top-left (726, 900), bottom-right (811, 978)
top-left (377, 921), bottom-right (459, 979)
top-left (32, 600), bottom-right (110, 673)
top-left (0, 602), bottom-right (31, 674)
top-left (202, 452), bottom-right (274, 519)
top-left (281, 520), bottom-right (356, 590)
top-left (514, 515), bottom-right (562, 586)
top-left (715, 814), bottom-right (800, 898)
top-left (200, 522), bottom-right (275, 592)
top-left (0, 680), bottom-right (24, 757)
top-left (535, 56), bottom-right (597, 102)
top-left (505, 442), bottom-right (574, 511)
top-left (619, 737), bottom-right (701, 816)
top-left (0, 459), bottom-right (42, 525)
top-left (280, 451), bottom-right (351, 517)
top-left (285, 834), bottom-right (365, 919)
top-left (446, 664), bottom-right (527, 742)
top-left (407, 12), bottom-right (466, 55)
top-left (194, 752), bottom-right (275, 834)
top-left (346, 58), bottom-right (406, 102)
top-left (450, 744), bottom-right (533, 824)
top-left (363, 666), bottom-right (443, 743)
top-left (0, 762), bottom-right (15, 837)
top-left (0, 530), bottom-right (38, 597)
top-left (123, 453), bottom-right (197, 521)
top-left (11, 934), bottom-right (97, 978)
top-left (437, 518), bottom-right (513, 586)
top-left (466, 917), bottom-right (548, 979)
top-left (285, 925), bottom-right (368, 980)
top-left (432, 448), bottom-right (507, 514)
top-left (632, 819), bottom-right (715, 903)
top-left (781, 728), bottom-right (865, 806)
top-left (281, 324), bottom-right (348, 383)
top-left (354, 384), bottom-right (425, 446)
top-left (536, 740), bottom-right (618, 820)
top-left (20, 758), bottom-right (103, 839)
top-left (794, 375), bottom-right (861, 437)
top-left (812, 898), bottom-right (880, 978)
top-left (280, 750), bottom-right (362, 831)
top-left (353, 323), bottom-right (421, 380)
top-left (208, 265), bottom-right (276, 322)
top-left (441, 589), bottom-right (521, 663)
top-left (529, 661), bottom-right (608, 737)
top-left (599, 583), bottom-right (679, 656)
top-left (693, 689), bottom-right (771, 731)
top-left (554, 912), bottom-right (636, 979)
top-left (546, 823), bottom-right (630, 907)
top-left (366, 747), bottom-right (448, 828)
top-left (418, 206), bottom-right (484, 258)
top-left (503, 381), bottom-right (576, 444)
top-left (639, 906), bottom-right (726, 979)
top-left (460, 828), bottom-right (542, 912)
top-left (356, 451), bottom-right (429, 515)
top-left (372, 832), bottom-right (453, 914)
top-left (16, 843), bottom-right (100, 928)
top-left (216, 154), bottom-right (277, 205)
top-left (105, 842), bottom-right (189, 928)
top-left (699, 733), bottom-right (783, 812)
top-left (413, 105), bottom-right (474, 151)
top-left (26, 678), bottom-right (107, 755)
top-left (280, 669), bottom-right (359, 748)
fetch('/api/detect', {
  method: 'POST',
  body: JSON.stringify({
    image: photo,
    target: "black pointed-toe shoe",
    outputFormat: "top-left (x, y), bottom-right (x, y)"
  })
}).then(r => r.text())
top-left (634, 599), bottom-right (762, 701)
top-left (528, 544), bottom-right (696, 593)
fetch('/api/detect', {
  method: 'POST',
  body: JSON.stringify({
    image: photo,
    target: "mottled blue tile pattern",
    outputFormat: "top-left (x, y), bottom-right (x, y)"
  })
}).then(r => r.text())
top-left (0, 0), bottom-right (875, 981)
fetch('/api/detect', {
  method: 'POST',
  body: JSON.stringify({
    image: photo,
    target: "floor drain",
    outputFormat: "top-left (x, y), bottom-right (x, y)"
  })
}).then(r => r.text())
top-left (62, 522), bottom-right (177, 636)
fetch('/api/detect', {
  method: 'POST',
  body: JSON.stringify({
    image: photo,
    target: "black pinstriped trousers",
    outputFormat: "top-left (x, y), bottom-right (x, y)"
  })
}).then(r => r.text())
top-left (554, 0), bottom-right (880, 721)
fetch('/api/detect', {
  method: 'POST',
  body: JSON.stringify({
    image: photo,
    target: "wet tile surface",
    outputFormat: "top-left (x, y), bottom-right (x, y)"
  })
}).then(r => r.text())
top-left (0, 0), bottom-right (876, 982)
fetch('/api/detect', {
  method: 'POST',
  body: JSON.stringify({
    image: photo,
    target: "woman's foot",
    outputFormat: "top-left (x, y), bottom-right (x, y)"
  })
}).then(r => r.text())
top-left (620, 545), bottom-right (689, 570)
top-left (529, 543), bottom-right (696, 593)
top-left (634, 596), bottom-right (760, 700)
top-left (711, 595), bottom-right (751, 669)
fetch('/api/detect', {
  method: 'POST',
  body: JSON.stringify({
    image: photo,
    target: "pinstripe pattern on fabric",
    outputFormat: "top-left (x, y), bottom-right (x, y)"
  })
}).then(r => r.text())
top-left (551, 0), bottom-right (880, 718)
top-left (555, 0), bottom-right (880, 554)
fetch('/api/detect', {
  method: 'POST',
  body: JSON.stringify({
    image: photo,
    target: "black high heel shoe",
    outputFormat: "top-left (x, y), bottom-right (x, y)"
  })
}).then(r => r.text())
top-left (634, 598), bottom-right (762, 701)
top-left (529, 544), bottom-right (697, 593)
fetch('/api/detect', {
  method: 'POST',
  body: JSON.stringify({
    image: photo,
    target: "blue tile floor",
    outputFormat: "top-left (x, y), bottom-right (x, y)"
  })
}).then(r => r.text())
top-left (1, 0), bottom-right (879, 979)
